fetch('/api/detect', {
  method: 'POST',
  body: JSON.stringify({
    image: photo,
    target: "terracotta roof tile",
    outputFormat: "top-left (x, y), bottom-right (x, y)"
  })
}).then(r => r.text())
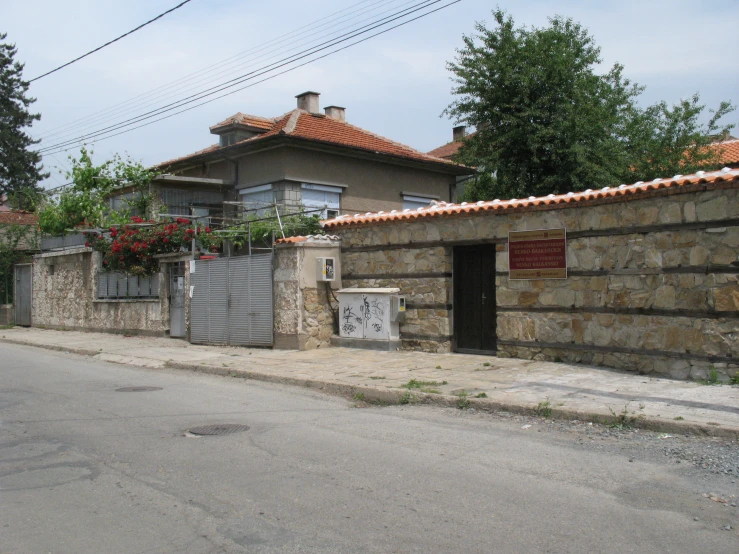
top-left (427, 136), bottom-right (739, 166)
top-left (714, 139), bottom-right (739, 165)
top-left (274, 236), bottom-right (308, 244)
top-left (158, 110), bottom-right (467, 170)
top-left (157, 143), bottom-right (221, 168)
top-left (427, 140), bottom-right (464, 159)
top-left (209, 112), bottom-right (276, 132)
top-left (0, 211), bottom-right (38, 226)
top-left (322, 168), bottom-right (739, 230)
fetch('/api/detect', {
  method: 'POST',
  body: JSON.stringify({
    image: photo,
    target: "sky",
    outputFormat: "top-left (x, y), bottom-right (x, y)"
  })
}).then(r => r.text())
top-left (3, 0), bottom-right (738, 190)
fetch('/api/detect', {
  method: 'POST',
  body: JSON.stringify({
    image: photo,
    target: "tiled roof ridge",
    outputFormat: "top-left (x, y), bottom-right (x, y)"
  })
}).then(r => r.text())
top-left (209, 112), bottom-right (276, 131)
top-left (281, 109), bottom-right (303, 134)
top-left (322, 167), bottom-right (739, 229)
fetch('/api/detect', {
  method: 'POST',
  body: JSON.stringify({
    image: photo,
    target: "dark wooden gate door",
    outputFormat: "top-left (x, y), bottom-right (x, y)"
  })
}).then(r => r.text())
top-left (453, 245), bottom-right (496, 354)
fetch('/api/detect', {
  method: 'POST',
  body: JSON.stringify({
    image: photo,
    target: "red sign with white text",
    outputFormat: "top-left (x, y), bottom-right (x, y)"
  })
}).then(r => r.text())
top-left (508, 228), bottom-right (567, 280)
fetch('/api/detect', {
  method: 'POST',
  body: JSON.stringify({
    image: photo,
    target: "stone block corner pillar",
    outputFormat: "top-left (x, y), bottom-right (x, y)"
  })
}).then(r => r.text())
top-left (273, 235), bottom-right (342, 350)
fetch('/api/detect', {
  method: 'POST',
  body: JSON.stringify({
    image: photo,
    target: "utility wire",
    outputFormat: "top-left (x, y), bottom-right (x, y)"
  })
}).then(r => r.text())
top-left (38, 0), bottom-right (441, 154)
top-left (38, 0), bottom-right (407, 144)
top-left (37, 0), bottom-right (386, 140)
top-left (40, 0), bottom-right (460, 156)
top-left (29, 0), bottom-right (194, 82)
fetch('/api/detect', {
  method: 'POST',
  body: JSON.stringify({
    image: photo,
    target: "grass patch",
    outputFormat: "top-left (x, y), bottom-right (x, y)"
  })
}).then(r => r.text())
top-left (535, 398), bottom-right (552, 418)
top-left (674, 416), bottom-right (684, 421)
top-left (695, 366), bottom-right (722, 385)
top-left (475, 392), bottom-right (488, 398)
top-left (607, 403), bottom-right (645, 430)
top-left (435, 365), bottom-right (442, 370)
top-left (483, 362), bottom-right (490, 367)
top-left (401, 379), bottom-right (448, 389)
top-left (353, 392), bottom-right (366, 402)
top-left (456, 390), bottom-right (470, 409)
top-left (398, 391), bottom-right (413, 405)
top-left (369, 376), bottom-right (386, 380)
top-left (730, 372), bottom-right (739, 386)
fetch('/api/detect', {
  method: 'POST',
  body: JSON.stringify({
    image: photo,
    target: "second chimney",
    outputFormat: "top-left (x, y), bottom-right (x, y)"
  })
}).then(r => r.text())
top-left (453, 125), bottom-right (466, 141)
top-left (324, 105), bottom-right (346, 121)
top-left (296, 91), bottom-right (320, 114)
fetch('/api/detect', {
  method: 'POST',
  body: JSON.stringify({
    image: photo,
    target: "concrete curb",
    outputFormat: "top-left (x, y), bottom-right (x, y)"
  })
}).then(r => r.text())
top-left (3, 337), bottom-right (738, 439)
top-left (166, 360), bottom-right (739, 439)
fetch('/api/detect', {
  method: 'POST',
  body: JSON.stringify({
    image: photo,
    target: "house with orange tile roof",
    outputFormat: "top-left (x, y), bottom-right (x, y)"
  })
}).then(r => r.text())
top-left (145, 92), bottom-right (472, 221)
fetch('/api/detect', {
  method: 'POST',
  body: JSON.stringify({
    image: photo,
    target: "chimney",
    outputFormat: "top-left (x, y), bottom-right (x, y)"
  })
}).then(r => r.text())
top-left (296, 91), bottom-right (320, 114)
top-left (324, 105), bottom-right (346, 121)
top-left (453, 125), bottom-right (466, 141)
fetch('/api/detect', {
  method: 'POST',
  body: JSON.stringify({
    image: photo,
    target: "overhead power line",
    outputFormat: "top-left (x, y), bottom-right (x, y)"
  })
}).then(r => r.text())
top-left (29, 0), bottom-right (194, 82)
top-left (38, 0), bottom-right (396, 142)
top-left (37, 0), bottom-right (440, 154)
top-left (38, 0), bottom-right (460, 156)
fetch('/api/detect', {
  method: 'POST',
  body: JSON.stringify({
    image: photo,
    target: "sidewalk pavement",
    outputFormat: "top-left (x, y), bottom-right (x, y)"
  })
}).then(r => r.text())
top-left (2, 327), bottom-right (738, 438)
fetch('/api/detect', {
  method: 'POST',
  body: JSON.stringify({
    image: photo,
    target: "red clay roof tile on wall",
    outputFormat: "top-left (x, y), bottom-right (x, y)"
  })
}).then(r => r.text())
top-left (321, 168), bottom-right (739, 229)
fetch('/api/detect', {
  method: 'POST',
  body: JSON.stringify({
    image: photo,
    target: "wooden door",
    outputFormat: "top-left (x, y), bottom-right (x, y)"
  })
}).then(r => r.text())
top-left (453, 245), bottom-right (496, 354)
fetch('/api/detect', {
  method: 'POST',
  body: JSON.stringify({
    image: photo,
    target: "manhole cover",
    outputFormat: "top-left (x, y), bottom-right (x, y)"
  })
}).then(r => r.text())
top-left (115, 386), bottom-right (163, 392)
top-left (187, 424), bottom-right (250, 436)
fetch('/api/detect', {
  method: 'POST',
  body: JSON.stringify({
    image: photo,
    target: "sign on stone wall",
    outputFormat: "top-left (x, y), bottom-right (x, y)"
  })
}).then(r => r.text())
top-left (509, 228), bottom-right (567, 280)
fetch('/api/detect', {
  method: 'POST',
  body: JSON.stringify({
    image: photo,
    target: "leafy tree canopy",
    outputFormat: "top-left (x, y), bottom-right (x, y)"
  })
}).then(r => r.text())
top-left (0, 32), bottom-right (47, 207)
top-left (38, 147), bottom-right (155, 236)
top-left (446, 9), bottom-right (736, 201)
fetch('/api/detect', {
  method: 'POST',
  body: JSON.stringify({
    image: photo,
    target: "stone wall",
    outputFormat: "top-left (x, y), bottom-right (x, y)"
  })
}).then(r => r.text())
top-left (32, 248), bottom-right (169, 335)
top-left (0, 304), bottom-right (13, 326)
top-left (334, 183), bottom-right (739, 380)
top-left (273, 237), bottom-right (341, 349)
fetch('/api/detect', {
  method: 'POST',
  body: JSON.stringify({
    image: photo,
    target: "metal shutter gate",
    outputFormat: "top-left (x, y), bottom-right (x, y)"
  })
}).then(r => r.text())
top-left (190, 254), bottom-right (273, 347)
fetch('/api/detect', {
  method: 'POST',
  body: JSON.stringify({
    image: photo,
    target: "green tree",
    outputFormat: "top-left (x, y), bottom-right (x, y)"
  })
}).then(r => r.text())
top-left (38, 147), bottom-right (154, 236)
top-left (630, 94), bottom-right (735, 181)
top-left (0, 33), bottom-right (47, 208)
top-left (0, 223), bottom-right (38, 304)
top-left (447, 9), bottom-right (735, 201)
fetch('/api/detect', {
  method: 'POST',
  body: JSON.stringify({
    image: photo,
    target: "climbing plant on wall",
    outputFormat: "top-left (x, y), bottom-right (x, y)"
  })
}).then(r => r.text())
top-left (0, 223), bottom-right (38, 304)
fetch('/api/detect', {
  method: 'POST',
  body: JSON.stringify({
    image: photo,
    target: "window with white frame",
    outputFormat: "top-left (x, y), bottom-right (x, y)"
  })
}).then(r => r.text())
top-left (239, 184), bottom-right (274, 216)
top-left (402, 194), bottom-right (435, 210)
top-left (301, 183), bottom-right (342, 218)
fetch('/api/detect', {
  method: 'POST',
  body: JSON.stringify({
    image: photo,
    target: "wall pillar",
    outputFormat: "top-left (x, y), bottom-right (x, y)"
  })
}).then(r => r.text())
top-left (273, 236), bottom-right (341, 350)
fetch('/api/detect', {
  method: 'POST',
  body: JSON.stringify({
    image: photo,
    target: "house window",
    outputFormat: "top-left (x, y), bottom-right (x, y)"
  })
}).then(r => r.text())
top-left (402, 194), bottom-right (435, 210)
top-left (240, 184), bottom-right (274, 216)
top-left (301, 183), bottom-right (341, 218)
top-left (160, 187), bottom-right (224, 219)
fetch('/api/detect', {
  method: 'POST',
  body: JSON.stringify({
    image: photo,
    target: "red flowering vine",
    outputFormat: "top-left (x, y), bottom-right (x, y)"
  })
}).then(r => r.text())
top-left (85, 217), bottom-right (221, 275)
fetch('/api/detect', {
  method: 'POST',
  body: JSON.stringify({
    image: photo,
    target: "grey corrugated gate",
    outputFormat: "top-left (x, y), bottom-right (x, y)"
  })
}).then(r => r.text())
top-left (190, 254), bottom-right (273, 346)
top-left (14, 264), bottom-right (32, 326)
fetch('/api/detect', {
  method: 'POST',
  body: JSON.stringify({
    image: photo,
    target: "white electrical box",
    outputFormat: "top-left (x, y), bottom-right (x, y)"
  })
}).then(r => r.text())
top-left (316, 257), bottom-right (336, 282)
top-left (337, 288), bottom-right (401, 340)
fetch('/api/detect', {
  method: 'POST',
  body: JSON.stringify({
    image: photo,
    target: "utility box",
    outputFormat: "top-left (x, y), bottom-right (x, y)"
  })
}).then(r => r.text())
top-left (337, 288), bottom-right (400, 341)
top-left (390, 295), bottom-right (406, 322)
top-left (316, 257), bottom-right (336, 282)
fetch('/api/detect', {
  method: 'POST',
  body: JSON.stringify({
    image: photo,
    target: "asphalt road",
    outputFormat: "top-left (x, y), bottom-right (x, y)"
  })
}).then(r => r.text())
top-left (1, 343), bottom-right (737, 554)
